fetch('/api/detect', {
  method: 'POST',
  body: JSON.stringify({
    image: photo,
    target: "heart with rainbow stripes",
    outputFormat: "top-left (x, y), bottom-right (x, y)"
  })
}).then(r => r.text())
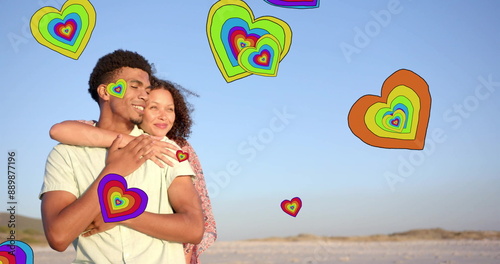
top-left (98, 174), bottom-right (148, 223)
top-left (30, 0), bottom-right (96, 59)
top-left (207, 0), bottom-right (292, 82)
top-left (348, 69), bottom-right (431, 150)
top-left (0, 240), bottom-right (33, 264)
top-left (264, 0), bottom-right (320, 9)
top-left (281, 197), bottom-right (302, 217)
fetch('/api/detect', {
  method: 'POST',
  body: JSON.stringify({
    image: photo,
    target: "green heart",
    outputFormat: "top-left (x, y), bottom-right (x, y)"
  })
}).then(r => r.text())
top-left (30, 0), bottom-right (96, 59)
top-left (207, 0), bottom-right (292, 82)
top-left (239, 35), bottom-right (281, 76)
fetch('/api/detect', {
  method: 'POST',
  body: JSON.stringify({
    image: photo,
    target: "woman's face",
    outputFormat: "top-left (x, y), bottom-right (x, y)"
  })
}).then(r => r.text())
top-left (141, 89), bottom-right (175, 137)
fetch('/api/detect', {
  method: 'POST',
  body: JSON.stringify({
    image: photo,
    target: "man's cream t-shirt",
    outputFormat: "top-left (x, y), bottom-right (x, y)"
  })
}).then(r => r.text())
top-left (40, 126), bottom-right (194, 264)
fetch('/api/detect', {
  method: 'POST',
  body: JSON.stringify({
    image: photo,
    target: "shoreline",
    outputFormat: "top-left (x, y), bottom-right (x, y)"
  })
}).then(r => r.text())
top-left (32, 240), bottom-right (500, 264)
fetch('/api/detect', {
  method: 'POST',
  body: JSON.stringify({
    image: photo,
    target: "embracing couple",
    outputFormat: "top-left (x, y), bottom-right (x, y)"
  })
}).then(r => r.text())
top-left (39, 50), bottom-right (216, 263)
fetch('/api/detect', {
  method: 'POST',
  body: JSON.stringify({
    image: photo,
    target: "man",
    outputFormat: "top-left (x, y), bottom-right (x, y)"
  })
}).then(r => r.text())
top-left (40, 50), bottom-right (203, 263)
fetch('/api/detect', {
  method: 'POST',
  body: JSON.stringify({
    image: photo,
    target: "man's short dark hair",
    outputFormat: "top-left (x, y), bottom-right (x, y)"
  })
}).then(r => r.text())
top-left (88, 49), bottom-right (152, 104)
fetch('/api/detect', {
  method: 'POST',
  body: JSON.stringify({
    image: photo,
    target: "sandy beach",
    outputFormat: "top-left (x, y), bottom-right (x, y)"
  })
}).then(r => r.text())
top-left (33, 240), bottom-right (500, 264)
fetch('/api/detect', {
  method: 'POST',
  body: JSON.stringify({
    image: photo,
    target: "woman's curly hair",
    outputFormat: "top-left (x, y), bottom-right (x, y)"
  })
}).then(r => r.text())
top-left (150, 76), bottom-right (197, 147)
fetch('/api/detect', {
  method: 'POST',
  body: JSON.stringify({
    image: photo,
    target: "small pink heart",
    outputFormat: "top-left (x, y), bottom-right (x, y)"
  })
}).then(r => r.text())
top-left (176, 150), bottom-right (189, 162)
top-left (281, 197), bottom-right (302, 217)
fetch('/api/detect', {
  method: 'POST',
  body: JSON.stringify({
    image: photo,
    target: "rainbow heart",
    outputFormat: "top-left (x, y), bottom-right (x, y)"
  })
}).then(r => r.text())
top-left (98, 174), bottom-right (148, 223)
top-left (348, 69), bottom-right (431, 150)
top-left (176, 150), bottom-right (189, 162)
top-left (228, 27), bottom-right (260, 62)
top-left (0, 240), bottom-right (34, 264)
top-left (54, 18), bottom-right (78, 42)
top-left (264, 0), bottom-right (320, 9)
top-left (30, 0), bottom-right (96, 60)
top-left (281, 197), bottom-right (302, 217)
top-left (106, 79), bottom-right (127, 99)
top-left (239, 34), bottom-right (281, 76)
top-left (207, 0), bottom-right (292, 82)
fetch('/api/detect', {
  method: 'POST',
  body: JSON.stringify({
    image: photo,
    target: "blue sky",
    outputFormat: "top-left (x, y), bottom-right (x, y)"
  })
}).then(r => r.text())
top-left (1, 0), bottom-right (499, 241)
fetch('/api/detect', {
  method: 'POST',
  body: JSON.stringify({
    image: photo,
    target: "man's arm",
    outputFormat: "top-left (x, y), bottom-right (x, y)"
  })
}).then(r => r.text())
top-left (41, 135), bottom-right (155, 252)
top-left (41, 168), bottom-right (114, 251)
top-left (123, 175), bottom-right (204, 243)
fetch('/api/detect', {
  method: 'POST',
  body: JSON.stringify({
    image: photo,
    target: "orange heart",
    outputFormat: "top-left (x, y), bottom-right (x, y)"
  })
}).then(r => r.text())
top-left (348, 69), bottom-right (431, 150)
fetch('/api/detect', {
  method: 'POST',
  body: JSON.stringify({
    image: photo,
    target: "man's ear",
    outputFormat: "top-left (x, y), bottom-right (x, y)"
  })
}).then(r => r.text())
top-left (97, 84), bottom-right (110, 102)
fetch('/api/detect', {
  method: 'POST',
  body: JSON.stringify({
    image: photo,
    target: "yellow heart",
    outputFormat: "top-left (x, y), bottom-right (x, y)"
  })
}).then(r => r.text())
top-left (238, 34), bottom-right (282, 76)
top-left (107, 79), bottom-right (127, 99)
top-left (30, 0), bottom-right (96, 60)
top-left (207, 0), bottom-right (292, 82)
top-left (348, 69), bottom-right (431, 150)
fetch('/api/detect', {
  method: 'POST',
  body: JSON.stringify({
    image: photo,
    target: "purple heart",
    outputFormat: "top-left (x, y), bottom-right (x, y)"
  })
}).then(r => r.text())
top-left (264, 0), bottom-right (319, 9)
top-left (98, 174), bottom-right (149, 223)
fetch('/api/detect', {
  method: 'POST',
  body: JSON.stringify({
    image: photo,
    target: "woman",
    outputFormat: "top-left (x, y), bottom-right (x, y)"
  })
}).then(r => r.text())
top-left (50, 77), bottom-right (216, 264)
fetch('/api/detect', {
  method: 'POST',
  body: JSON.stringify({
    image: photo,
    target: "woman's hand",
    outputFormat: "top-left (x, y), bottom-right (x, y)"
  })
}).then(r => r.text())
top-left (105, 134), bottom-right (155, 176)
top-left (147, 139), bottom-right (180, 168)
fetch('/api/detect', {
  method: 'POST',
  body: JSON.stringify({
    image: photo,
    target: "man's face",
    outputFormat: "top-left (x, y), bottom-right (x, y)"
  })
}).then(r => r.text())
top-left (107, 67), bottom-right (151, 125)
